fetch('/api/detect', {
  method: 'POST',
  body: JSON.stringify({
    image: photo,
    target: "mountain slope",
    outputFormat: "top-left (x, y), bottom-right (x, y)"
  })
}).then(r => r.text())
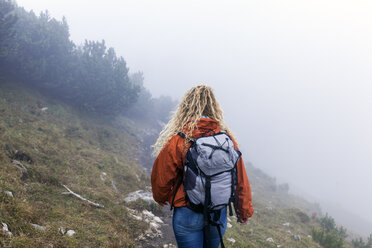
top-left (0, 81), bottom-right (150, 247)
top-left (0, 81), bottom-right (355, 248)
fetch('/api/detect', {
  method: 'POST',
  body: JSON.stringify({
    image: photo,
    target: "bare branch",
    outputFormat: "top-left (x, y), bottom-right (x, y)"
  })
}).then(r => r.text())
top-left (12, 160), bottom-right (28, 173)
top-left (61, 185), bottom-right (104, 208)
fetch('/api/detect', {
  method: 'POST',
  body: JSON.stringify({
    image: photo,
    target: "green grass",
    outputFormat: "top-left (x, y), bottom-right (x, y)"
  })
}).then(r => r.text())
top-left (0, 80), bottom-right (355, 248)
top-left (223, 206), bottom-right (323, 247)
top-left (222, 165), bottom-right (353, 248)
top-left (0, 81), bottom-right (148, 247)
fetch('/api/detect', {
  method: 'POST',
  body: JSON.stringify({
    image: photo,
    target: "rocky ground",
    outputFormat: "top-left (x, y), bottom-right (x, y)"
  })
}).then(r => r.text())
top-left (124, 190), bottom-right (176, 248)
top-left (139, 207), bottom-right (176, 248)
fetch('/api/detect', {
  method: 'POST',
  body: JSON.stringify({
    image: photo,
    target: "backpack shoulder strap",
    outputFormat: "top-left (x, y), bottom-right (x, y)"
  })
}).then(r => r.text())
top-left (177, 131), bottom-right (195, 144)
top-left (177, 132), bottom-right (186, 139)
top-left (170, 132), bottom-right (190, 210)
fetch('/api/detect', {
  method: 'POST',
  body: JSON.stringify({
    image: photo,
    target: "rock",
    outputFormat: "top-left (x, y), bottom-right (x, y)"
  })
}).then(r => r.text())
top-left (144, 225), bottom-right (162, 239)
top-left (282, 222), bottom-right (290, 227)
top-left (100, 172), bottom-right (107, 181)
top-left (227, 238), bottom-right (236, 243)
top-left (266, 237), bottom-right (274, 243)
top-left (124, 190), bottom-right (155, 203)
top-left (227, 223), bottom-right (232, 228)
top-left (150, 222), bottom-right (161, 230)
top-left (1, 222), bottom-right (8, 232)
top-left (142, 210), bottom-right (163, 223)
top-left (31, 223), bottom-right (46, 231)
top-left (142, 210), bottom-right (155, 222)
top-left (128, 208), bottom-right (163, 240)
top-left (307, 235), bottom-right (312, 238)
top-left (41, 107), bottom-right (48, 111)
top-left (152, 216), bottom-right (164, 224)
top-left (144, 210), bottom-right (163, 237)
top-left (147, 219), bottom-right (162, 238)
top-left (66, 230), bottom-right (76, 237)
top-left (2, 222), bottom-right (13, 237)
top-left (293, 235), bottom-right (301, 241)
top-left (136, 233), bottom-right (146, 241)
top-left (4, 191), bottom-right (13, 197)
top-left (126, 207), bottom-right (143, 221)
top-left (59, 227), bottom-right (66, 235)
top-left (130, 214), bottom-right (143, 221)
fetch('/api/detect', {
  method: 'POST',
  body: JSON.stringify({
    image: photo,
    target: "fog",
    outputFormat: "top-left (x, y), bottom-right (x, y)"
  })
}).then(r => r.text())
top-left (17, 0), bottom-right (372, 235)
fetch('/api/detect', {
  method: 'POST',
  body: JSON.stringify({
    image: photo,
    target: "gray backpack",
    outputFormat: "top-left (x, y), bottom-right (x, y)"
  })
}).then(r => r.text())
top-left (172, 130), bottom-right (242, 248)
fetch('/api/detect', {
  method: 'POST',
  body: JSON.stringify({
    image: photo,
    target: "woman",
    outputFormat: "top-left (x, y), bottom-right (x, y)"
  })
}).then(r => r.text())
top-left (151, 85), bottom-right (254, 248)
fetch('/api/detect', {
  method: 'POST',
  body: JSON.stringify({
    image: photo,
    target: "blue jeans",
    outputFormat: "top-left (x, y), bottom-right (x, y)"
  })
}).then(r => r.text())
top-left (172, 207), bottom-right (227, 248)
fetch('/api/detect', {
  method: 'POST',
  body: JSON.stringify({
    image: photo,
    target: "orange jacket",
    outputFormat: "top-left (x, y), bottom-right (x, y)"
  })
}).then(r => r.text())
top-left (151, 118), bottom-right (254, 220)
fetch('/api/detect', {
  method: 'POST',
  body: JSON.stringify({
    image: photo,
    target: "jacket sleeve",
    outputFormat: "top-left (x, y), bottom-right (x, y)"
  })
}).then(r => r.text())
top-left (236, 157), bottom-right (254, 220)
top-left (151, 135), bottom-right (184, 205)
top-left (229, 134), bottom-right (254, 220)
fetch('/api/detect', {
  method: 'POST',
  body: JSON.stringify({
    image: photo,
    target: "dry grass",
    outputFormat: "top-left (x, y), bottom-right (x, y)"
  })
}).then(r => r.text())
top-left (0, 81), bottom-right (354, 248)
top-left (0, 82), bottom-right (149, 247)
top-left (222, 165), bottom-right (353, 248)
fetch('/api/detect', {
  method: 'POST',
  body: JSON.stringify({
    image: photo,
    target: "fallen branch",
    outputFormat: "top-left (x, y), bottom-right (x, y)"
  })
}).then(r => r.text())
top-left (61, 185), bottom-right (104, 208)
top-left (12, 160), bottom-right (28, 173)
top-left (111, 180), bottom-right (119, 193)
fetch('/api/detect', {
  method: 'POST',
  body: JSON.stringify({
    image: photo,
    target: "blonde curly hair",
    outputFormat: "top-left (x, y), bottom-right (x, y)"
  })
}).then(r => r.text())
top-left (152, 84), bottom-right (236, 157)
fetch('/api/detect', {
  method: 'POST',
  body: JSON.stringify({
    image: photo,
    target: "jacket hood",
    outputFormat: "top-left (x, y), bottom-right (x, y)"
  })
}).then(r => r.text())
top-left (190, 118), bottom-right (221, 138)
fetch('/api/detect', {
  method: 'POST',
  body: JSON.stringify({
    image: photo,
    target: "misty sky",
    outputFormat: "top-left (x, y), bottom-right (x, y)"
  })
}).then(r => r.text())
top-left (17, 0), bottom-right (372, 232)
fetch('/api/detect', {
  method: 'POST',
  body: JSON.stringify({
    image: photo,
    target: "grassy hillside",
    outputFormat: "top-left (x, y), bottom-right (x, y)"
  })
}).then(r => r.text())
top-left (0, 81), bottom-right (151, 247)
top-left (0, 80), bottom-right (354, 248)
top-left (223, 164), bottom-right (322, 248)
top-left (222, 163), bottom-right (353, 247)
